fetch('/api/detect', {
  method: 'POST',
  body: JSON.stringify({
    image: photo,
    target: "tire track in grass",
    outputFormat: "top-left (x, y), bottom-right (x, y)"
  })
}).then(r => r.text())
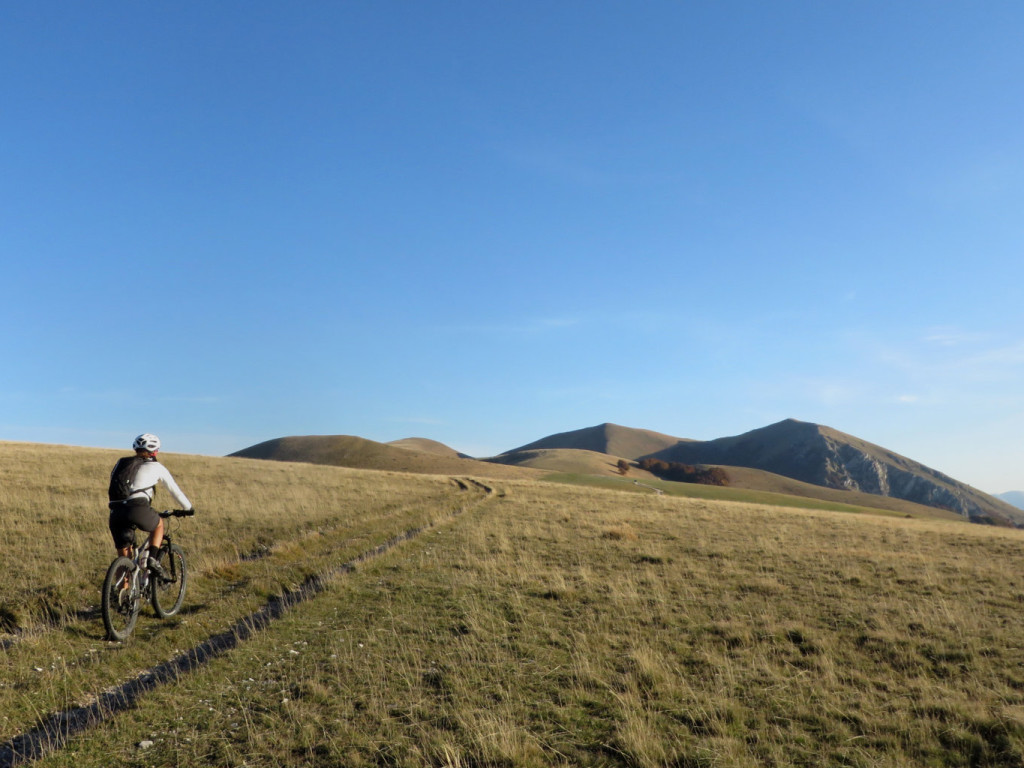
top-left (1, 495), bottom-right (438, 651)
top-left (0, 478), bottom-right (496, 768)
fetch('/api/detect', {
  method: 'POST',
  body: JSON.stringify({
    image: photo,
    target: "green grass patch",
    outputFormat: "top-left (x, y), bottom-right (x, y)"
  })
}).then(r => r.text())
top-left (543, 472), bottom-right (908, 517)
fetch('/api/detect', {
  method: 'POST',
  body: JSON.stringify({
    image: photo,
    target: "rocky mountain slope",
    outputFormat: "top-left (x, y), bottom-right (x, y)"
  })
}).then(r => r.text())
top-left (510, 419), bottom-right (1021, 526)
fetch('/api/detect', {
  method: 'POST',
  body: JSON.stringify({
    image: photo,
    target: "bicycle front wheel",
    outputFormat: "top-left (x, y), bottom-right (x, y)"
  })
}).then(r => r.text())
top-left (151, 544), bottom-right (188, 618)
top-left (102, 557), bottom-right (140, 641)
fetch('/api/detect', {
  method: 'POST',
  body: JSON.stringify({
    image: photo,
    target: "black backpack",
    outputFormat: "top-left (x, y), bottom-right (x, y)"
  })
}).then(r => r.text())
top-left (108, 455), bottom-right (146, 502)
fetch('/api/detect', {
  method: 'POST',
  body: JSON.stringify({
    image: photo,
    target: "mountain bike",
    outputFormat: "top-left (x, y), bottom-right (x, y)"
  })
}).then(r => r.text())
top-left (101, 509), bottom-right (193, 641)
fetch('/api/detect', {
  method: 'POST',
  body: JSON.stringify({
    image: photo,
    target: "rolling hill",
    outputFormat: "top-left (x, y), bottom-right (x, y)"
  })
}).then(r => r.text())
top-left (718, 465), bottom-right (965, 520)
top-left (487, 447), bottom-right (659, 479)
top-left (489, 449), bottom-right (963, 521)
top-left (228, 419), bottom-right (1021, 526)
top-left (645, 419), bottom-right (1021, 526)
top-left (500, 420), bottom-right (1022, 527)
top-left (228, 435), bottom-right (539, 479)
top-left (386, 437), bottom-right (467, 458)
top-left (506, 422), bottom-right (683, 459)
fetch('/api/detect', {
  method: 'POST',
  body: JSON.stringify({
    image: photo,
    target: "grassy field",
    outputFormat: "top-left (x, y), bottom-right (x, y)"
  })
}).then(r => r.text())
top-left (3, 442), bottom-right (1024, 766)
top-left (544, 471), bottom-right (967, 521)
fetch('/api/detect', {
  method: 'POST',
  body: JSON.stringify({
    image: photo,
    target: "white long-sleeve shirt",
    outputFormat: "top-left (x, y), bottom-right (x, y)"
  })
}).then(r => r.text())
top-left (129, 460), bottom-right (193, 510)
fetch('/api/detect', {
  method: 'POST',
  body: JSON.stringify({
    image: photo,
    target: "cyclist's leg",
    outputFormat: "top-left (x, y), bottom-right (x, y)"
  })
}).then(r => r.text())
top-left (122, 501), bottom-right (168, 576)
top-left (150, 516), bottom-right (165, 552)
top-left (122, 500), bottom-right (162, 556)
top-left (108, 507), bottom-right (138, 591)
top-left (108, 504), bottom-right (136, 558)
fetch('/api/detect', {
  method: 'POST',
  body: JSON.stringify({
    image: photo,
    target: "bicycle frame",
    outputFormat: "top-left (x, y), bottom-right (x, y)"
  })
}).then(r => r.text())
top-left (124, 509), bottom-right (186, 583)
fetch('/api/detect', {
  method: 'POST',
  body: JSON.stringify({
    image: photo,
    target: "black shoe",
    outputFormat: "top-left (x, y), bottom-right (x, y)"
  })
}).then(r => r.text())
top-left (147, 556), bottom-right (168, 581)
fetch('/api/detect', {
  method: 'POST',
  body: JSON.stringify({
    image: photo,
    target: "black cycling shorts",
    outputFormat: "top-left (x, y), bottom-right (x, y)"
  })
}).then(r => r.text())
top-left (108, 498), bottom-right (159, 549)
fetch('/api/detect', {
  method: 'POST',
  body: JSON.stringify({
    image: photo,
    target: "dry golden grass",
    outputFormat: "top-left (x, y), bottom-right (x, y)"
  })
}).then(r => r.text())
top-left (0, 439), bottom-right (488, 750)
top-left (488, 448), bottom-right (661, 480)
top-left (0, 441), bottom-right (465, 632)
top-left (4, 442), bottom-right (1024, 767)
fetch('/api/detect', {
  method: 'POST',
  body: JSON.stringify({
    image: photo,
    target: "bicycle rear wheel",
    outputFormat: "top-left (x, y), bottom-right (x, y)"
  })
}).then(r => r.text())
top-left (151, 543), bottom-right (188, 618)
top-left (102, 557), bottom-right (140, 641)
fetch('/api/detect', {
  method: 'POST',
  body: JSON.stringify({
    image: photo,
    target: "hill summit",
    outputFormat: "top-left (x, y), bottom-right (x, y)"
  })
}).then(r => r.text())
top-left (507, 422), bottom-right (682, 460)
top-left (227, 435), bottom-right (537, 479)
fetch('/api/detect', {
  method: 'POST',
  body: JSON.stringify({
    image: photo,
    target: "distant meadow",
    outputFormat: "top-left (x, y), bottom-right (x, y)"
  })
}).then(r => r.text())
top-left (3, 441), bottom-right (1024, 767)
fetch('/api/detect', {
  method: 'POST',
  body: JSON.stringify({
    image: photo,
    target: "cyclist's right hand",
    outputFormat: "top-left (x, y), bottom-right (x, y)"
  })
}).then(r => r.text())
top-left (160, 509), bottom-right (196, 518)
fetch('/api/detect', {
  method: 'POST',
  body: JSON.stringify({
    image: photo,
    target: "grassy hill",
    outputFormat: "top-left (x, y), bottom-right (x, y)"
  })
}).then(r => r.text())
top-left (717, 465), bottom-right (966, 520)
top-left (517, 420), bottom-right (1021, 526)
top-left (236, 435), bottom-right (956, 521)
top-left (228, 435), bottom-right (539, 479)
top-left (489, 449), bottom-right (960, 521)
top-left (4, 440), bottom-right (1024, 766)
top-left (385, 437), bottom-right (467, 458)
top-left (229, 424), bottom-right (1014, 525)
top-left (505, 422), bottom-right (684, 459)
top-left (487, 447), bottom-right (659, 479)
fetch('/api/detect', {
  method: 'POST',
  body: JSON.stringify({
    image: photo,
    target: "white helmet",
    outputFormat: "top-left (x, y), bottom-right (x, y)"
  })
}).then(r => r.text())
top-left (133, 433), bottom-right (161, 453)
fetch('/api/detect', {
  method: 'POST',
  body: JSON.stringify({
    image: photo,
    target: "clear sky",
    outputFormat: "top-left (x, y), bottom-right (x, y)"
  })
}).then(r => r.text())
top-left (3, 2), bottom-right (1023, 494)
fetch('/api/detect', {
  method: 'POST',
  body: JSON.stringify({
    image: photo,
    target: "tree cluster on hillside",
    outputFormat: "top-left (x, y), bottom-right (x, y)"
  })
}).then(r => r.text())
top-left (637, 458), bottom-right (729, 486)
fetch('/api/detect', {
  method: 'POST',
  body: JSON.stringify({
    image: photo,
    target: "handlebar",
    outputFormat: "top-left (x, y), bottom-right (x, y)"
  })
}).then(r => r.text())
top-left (159, 509), bottom-right (195, 518)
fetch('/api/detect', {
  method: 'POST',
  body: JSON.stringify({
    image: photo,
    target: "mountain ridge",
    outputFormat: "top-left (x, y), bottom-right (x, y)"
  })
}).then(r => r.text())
top-left (227, 419), bottom-right (1022, 527)
top-left (524, 419), bottom-right (1019, 526)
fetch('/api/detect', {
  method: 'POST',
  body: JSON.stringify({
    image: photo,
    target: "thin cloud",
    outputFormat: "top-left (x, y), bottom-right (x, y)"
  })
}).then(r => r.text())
top-left (923, 327), bottom-right (991, 348)
top-left (963, 340), bottom-right (1024, 369)
top-left (813, 381), bottom-right (862, 407)
top-left (860, 327), bottom-right (1024, 379)
top-left (851, 328), bottom-right (1024, 410)
top-left (930, 338), bottom-right (1024, 384)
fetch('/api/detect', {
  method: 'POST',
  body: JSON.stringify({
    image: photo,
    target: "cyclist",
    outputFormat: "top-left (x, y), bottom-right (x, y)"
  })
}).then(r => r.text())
top-left (108, 433), bottom-right (195, 580)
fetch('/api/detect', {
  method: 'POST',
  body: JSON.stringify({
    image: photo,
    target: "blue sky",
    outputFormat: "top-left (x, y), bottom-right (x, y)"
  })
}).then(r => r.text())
top-left (3, 2), bottom-right (1023, 493)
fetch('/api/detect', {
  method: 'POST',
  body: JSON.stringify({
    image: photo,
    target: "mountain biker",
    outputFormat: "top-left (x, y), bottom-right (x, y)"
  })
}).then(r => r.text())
top-left (108, 433), bottom-right (195, 580)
